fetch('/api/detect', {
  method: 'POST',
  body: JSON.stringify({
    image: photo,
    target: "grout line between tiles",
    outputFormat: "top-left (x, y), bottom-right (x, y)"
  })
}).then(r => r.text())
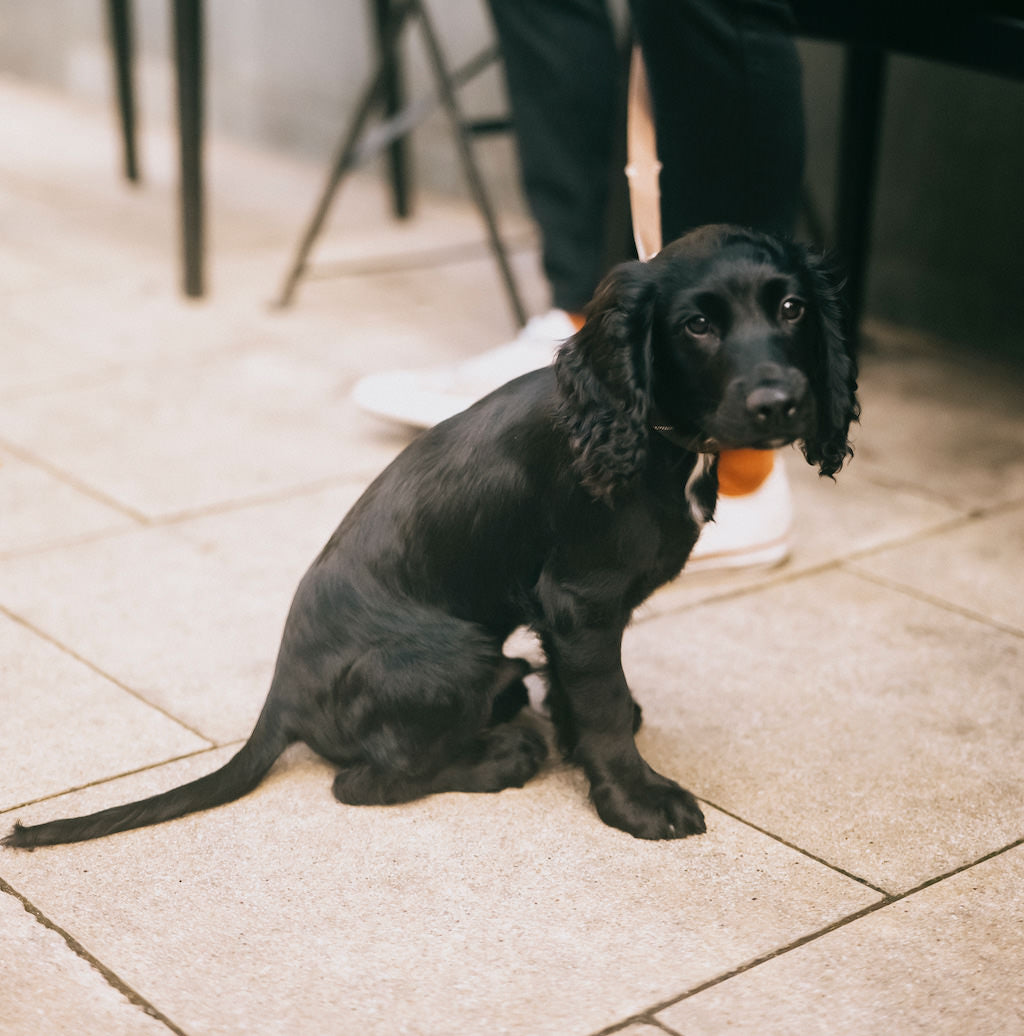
top-left (591, 835), bottom-right (1024, 1036)
top-left (696, 795), bottom-right (888, 895)
top-left (0, 603), bottom-right (216, 743)
top-left (0, 472), bottom-right (387, 563)
top-left (0, 877), bottom-right (190, 1036)
top-left (0, 329), bottom-right (276, 407)
top-left (0, 363), bottom-right (131, 404)
top-left (635, 555), bottom-right (850, 623)
top-left (147, 472), bottom-right (386, 528)
top-left (0, 522), bottom-right (144, 564)
top-left (302, 228), bottom-right (537, 280)
top-left (843, 565), bottom-right (1024, 640)
top-left (608, 1020), bottom-right (680, 1036)
top-left (851, 468), bottom-right (979, 513)
top-left (0, 435), bottom-right (150, 525)
top-left (835, 493), bottom-right (1024, 566)
top-left (633, 494), bottom-right (1021, 630)
top-left (0, 742), bottom-right (241, 817)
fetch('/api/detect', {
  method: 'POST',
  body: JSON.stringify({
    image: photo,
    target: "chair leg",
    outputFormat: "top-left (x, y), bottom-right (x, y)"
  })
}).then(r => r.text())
top-left (416, 4), bottom-right (527, 327)
top-left (373, 0), bottom-right (413, 219)
top-left (836, 44), bottom-right (887, 349)
top-left (107, 0), bottom-right (139, 182)
top-left (173, 0), bottom-right (204, 298)
top-left (277, 0), bottom-right (526, 324)
top-left (275, 3), bottom-right (413, 308)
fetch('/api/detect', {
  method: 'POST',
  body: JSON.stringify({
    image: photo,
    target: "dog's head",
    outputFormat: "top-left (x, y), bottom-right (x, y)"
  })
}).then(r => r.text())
top-left (555, 224), bottom-right (860, 498)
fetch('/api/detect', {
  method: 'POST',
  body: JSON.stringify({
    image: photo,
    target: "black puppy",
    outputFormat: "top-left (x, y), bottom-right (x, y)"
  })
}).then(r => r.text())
top-left (5, 225), bottom-right (858, 849)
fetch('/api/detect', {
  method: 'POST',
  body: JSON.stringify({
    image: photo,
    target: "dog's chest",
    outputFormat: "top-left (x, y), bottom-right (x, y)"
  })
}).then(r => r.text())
top-left (629, 452), bottom-right (719, 596)
top-left (683, 453), bottom-right (718, 527)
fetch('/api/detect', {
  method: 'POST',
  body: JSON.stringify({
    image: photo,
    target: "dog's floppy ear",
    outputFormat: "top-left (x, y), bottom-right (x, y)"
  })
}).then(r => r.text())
top-left (798, 248), bottom-right (861, 478)
top-left (554, 260), bottom-right (657, 499)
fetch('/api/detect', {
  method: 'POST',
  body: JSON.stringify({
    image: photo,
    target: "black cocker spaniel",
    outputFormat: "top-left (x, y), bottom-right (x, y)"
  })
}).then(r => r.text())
top-left (5, 224), bottom-right (858, 850)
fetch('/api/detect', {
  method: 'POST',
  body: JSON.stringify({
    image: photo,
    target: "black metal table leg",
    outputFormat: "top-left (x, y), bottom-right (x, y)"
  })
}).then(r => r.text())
top-left (836, 44), bottom-right (887, 347)
top-left (108, 0), bottom-right (139, 182)
top-left (173, 0), bottom-right (204, 298)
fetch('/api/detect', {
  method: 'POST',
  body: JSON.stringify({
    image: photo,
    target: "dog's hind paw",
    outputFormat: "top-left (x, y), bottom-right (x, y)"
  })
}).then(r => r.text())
top-left (475, 724), bottom-right (548, 790)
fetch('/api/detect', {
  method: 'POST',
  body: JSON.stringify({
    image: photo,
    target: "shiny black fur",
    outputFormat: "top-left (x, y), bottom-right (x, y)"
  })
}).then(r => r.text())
top-left (5, 226), bottom-right (858, 849)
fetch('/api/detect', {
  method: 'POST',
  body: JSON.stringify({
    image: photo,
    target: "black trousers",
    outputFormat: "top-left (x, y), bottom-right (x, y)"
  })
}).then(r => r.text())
top-left (486, 0), bottom-right (805, 312)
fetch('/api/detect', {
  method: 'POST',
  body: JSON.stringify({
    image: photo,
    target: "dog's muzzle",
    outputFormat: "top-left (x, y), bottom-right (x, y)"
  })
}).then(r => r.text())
top-left (746, 382), bottom-right (803, 433)
top-left (711, 364), bottom-right (812, 448)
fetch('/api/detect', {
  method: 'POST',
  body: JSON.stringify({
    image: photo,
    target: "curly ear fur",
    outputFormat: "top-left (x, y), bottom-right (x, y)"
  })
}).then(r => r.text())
top-left (554, 262), bottom-right (657, 499)
top-left (798, 247), bottom-right (861, 478)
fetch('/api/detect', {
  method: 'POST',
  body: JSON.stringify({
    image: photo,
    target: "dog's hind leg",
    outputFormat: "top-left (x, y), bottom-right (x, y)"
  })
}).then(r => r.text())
top-left (331, 654), bottom-right (545, 807)
top-left (428, 722), bottom-right (547, 794)
top-left (488, 655), bottom-right (532, 724)
top-left (332, 722), bottom-right (547, 805)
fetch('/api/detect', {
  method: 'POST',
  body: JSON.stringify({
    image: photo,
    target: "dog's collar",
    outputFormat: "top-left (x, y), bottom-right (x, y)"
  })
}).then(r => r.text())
top-left (649, 406), bottom-right (717, 453)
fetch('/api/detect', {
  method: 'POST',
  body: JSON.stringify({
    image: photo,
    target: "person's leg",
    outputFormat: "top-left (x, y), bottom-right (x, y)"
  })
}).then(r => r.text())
top-left (488, 0), bottom-right (621, 315)
top-left (630, 0), bottom-right (805, 566)
top-left (629, 0), bottom-right (805, 240)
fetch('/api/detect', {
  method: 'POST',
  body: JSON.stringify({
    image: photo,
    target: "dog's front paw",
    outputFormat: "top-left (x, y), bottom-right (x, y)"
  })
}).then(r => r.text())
top-left (590, 770), bottom-right (705, 840)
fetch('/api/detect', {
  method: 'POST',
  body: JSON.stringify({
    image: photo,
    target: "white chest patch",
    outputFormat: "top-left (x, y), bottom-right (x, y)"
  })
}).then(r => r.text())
top-left (684, 453), bottom-right (718, 527)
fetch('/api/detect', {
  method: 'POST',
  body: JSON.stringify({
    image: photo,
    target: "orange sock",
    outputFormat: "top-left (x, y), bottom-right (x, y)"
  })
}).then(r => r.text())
top-left (717, 449), bottom-right (775, 496)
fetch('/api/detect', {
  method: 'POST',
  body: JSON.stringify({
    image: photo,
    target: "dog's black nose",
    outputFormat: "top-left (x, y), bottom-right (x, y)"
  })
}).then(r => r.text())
top-left (746, 385), bottom-right (801, 431)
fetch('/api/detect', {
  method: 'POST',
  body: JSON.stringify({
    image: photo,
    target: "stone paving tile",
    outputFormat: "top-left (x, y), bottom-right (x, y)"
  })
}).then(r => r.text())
top-left (852, 324), bottom-right (1024, 509)
top-left (0, 612), bottom-right (209, 811)
top-left (623, 567), bottom-right (1024, 894)
top-left (2, 72), bottom-right (1022, 1036)
top-left (0, 445), bottom-right (133, 558)
top-left (0, 889), bottom-right (171, 1036)
top-left (0, 240), bottom-right (50, 295)
top-left (2, 747), bottom-right (879, 1036)
top-left (848, 503), bottom-right (1024, 635)
top-left (0, 483), bottom-right (367, 744)
top-left (0, 345), bottom-right (404, 520)
top-left (0, 276), bottom-right (262, 399)
top-left (0, 154), bottom-right (179, 290)
top-left (657, 843), bottom-right (1024, 1036)
top-left (644, 451), bottom-right (962, 617)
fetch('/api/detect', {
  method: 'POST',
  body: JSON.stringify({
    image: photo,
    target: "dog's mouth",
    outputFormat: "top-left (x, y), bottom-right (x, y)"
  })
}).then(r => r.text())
top-left (649, 404), bottom-right (805, 454)
top-left (751, 433), bottom-right (796, 450)
top-left (701, 432), bottom-right (794, 451)
top-left (648, 426), bottom-right (795, 454)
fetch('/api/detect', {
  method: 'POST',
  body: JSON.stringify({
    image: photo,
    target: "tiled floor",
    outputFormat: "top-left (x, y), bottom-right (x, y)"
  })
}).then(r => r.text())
top-left (1, 77), bottom-right (1022, 1036)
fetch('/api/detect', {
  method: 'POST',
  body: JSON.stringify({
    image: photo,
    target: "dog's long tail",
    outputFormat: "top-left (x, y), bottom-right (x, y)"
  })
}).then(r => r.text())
top-left (3, 702), bottom-right (291, 849)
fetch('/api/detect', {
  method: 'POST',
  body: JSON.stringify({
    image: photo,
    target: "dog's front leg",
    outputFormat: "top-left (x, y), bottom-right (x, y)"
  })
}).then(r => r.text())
top-left (545, 626), bottom-right (706, 840)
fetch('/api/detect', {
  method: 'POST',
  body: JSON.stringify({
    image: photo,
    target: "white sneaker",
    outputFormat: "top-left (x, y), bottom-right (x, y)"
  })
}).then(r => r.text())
top-left (351, 309), bottom-right (578, 428)
top-left (687, 458), bottom-right (793, 572)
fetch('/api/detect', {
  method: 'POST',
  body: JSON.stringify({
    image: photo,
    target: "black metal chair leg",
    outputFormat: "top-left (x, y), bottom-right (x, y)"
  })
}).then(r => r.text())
top-left (836, 44), bottom-right (888, 348)
top-left (275, 4), bottom-right (414, 308)
top-left (107, 0), bottom-right (139, 183)
top-left (277, 0), bottom-right (525, 324)
top-left (173, 0), bottom-right (204, 298)
top-left (416, 5), bottom-right (527, 327)
top-left (374, 0), bottom-right (413, 219)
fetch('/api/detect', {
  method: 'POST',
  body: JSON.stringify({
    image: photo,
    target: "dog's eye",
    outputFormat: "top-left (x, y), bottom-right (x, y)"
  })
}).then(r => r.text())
top-left (684, 314), bottom-right (712, 337)
top-left (780, 297), bottom-right (805, 323)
